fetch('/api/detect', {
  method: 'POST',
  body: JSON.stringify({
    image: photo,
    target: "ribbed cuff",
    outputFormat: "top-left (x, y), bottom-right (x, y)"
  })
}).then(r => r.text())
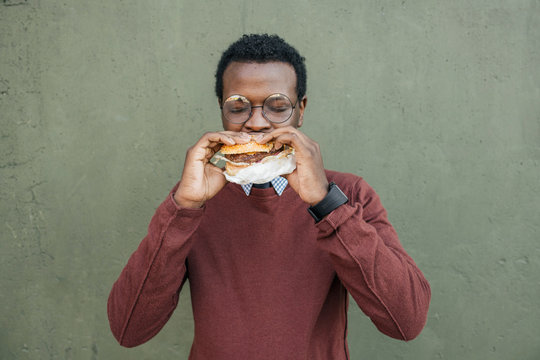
top-left (315, 202), bottom-right (358, 236)
top-left (165, 193), bottom-right (205, 218)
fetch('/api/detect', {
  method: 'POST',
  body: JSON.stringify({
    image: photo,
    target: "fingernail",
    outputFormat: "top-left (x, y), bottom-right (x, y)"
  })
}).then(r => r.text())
top-left (254, 134), bottom-right (264, 142)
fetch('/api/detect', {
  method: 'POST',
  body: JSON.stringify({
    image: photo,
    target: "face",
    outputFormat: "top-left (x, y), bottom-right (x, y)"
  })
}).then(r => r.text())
top-left (220, 61), bottom-right (307, 133)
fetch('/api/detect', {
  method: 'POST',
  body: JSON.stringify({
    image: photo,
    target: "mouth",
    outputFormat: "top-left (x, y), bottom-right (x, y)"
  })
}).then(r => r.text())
top-left (246, 131), bottom-right (269, 135)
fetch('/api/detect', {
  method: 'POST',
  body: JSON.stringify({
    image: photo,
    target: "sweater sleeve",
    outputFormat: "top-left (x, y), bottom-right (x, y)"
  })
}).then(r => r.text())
top-left (315, 178), bottom-right (431, 341)
top-left (107, 184), bottom-right (204, 347)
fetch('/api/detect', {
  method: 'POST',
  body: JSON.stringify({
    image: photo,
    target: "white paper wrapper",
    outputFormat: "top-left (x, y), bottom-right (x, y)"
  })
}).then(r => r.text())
top-left (224, 153), bottom-right (296, 185)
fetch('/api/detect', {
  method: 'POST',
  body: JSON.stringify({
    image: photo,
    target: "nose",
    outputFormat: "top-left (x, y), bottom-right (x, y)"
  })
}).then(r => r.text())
top-left (243, 106), bottom-right (272, 132)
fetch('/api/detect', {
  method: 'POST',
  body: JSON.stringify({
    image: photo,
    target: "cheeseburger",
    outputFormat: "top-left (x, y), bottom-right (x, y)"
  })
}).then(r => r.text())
top-left (217, 140), bottom-right (296, 185)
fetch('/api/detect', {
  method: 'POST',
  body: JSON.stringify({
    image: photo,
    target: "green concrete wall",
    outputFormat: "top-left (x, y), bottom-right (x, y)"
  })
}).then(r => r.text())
top-left (1, 1), bottom-right (539, 359)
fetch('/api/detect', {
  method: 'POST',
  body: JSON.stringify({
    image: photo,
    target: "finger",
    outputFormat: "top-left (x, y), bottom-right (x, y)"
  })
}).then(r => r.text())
top-left (282, 169), bottom-right (298, 183)
top-left (208, 132), bottom-right (252, 154)
top-left (258, 127), bottom-right (308, 147)
top-left (273, 132), bottom-right (309, 152)
top-left (207, 163), bottom-right (226, 175)
top-left (187, 133), bottom-right (232, 164)
top-left (200, 132), bottom-right (236, 147)
top-left (205, 147), bottom-right (216, 160)
top-left (221, 130), bottom-right (250, 137)
top-left (196, 133), bottom-right (248, 156)
top-left (246, 132), bottom-right (268, 143)
top-left (256, 126), bottom-right (296, 143)
top-left (229, 132), bottom-right (251, 143)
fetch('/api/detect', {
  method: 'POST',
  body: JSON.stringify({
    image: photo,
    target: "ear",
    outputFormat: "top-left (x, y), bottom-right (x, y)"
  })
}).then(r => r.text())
top-left (296, 96), bottom-right (307, 128)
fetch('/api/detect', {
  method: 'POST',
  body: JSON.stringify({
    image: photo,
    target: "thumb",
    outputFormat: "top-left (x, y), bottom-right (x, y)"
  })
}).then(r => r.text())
top-left (283, 170), bottom-right (299, 190)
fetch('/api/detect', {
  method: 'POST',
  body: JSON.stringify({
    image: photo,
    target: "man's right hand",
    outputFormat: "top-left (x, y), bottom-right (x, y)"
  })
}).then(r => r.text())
top-left (173, 131), bottom-right (250, 208)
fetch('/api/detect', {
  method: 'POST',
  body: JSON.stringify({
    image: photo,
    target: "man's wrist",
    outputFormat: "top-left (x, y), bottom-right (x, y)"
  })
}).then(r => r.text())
top-left (173, 193), bottom-right (204, 209)
top-left (307, 182), bottom-right (348, 223)
top-left (308, 187), bottom-right (329, 207)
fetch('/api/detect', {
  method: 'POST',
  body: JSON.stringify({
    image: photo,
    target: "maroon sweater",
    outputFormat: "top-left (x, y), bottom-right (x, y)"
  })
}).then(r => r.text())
top-left (107, 170), bottom-right (431, 359)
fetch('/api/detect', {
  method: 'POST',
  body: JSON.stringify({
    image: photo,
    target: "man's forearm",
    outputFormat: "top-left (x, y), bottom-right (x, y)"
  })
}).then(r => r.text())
top-left (107, 190), bottom-right (203, 347)
top-left (315, 182), bottom-right (431, 340)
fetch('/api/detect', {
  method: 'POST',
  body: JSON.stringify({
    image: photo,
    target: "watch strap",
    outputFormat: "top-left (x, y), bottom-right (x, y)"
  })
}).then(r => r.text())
top-left (307, 182), bottom-right (349, 222)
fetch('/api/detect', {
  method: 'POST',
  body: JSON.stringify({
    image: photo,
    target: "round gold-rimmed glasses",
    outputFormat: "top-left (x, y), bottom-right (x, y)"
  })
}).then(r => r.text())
top-left (220, 93), bottom-right (298, 124)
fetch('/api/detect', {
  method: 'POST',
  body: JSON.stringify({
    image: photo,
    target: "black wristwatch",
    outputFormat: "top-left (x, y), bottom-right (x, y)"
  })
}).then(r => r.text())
top-left (307, 182), bottom-right (349, 223)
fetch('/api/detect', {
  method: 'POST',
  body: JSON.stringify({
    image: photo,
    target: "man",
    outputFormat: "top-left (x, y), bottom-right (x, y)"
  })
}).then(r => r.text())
top-left (108, 34), bottom-right (431, 359)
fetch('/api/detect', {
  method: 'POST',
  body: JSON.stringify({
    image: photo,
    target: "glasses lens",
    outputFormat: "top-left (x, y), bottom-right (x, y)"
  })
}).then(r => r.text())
top-left (263, 94), bottom-right (293, 123)
top-left (222, 95), bottom-right (251, 123)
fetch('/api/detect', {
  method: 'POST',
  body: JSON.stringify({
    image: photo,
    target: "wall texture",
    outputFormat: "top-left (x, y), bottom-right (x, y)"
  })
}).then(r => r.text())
top-left (1, 1), bottom-right (539, 359)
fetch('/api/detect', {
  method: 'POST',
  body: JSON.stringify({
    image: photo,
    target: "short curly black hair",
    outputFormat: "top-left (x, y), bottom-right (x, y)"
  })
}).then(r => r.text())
top-left (215, 34), bottom-right (307, 101)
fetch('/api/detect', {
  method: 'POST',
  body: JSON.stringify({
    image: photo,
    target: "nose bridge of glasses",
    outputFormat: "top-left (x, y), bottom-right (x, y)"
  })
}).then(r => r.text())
top-left (246, 104), bottom-right (271, 125)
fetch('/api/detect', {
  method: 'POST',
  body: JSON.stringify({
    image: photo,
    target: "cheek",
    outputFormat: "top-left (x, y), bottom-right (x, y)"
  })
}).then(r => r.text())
top-left (221, 117), bottom-right (243, 132)
top-left (277, 111), bottom-right (301, 129)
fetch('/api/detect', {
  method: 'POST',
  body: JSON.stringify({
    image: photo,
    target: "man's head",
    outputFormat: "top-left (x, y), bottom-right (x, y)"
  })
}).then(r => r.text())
top-left (215, 34), bottom-right (307, 102)
top-left (215, 34), bottom-right (308, 133)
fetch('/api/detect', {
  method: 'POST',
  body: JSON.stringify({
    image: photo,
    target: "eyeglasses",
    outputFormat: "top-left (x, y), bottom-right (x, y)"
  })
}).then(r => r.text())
top-left (220, 93), bottom-right (298, 124)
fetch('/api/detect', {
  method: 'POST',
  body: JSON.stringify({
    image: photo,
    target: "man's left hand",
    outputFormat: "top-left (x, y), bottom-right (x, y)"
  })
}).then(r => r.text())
top-left (257, 127), bottom-right (328, 206)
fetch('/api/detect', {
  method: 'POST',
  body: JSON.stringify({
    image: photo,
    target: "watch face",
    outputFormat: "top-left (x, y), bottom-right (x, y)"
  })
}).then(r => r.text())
top-left (308, 182), bottom-right (348, 222)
